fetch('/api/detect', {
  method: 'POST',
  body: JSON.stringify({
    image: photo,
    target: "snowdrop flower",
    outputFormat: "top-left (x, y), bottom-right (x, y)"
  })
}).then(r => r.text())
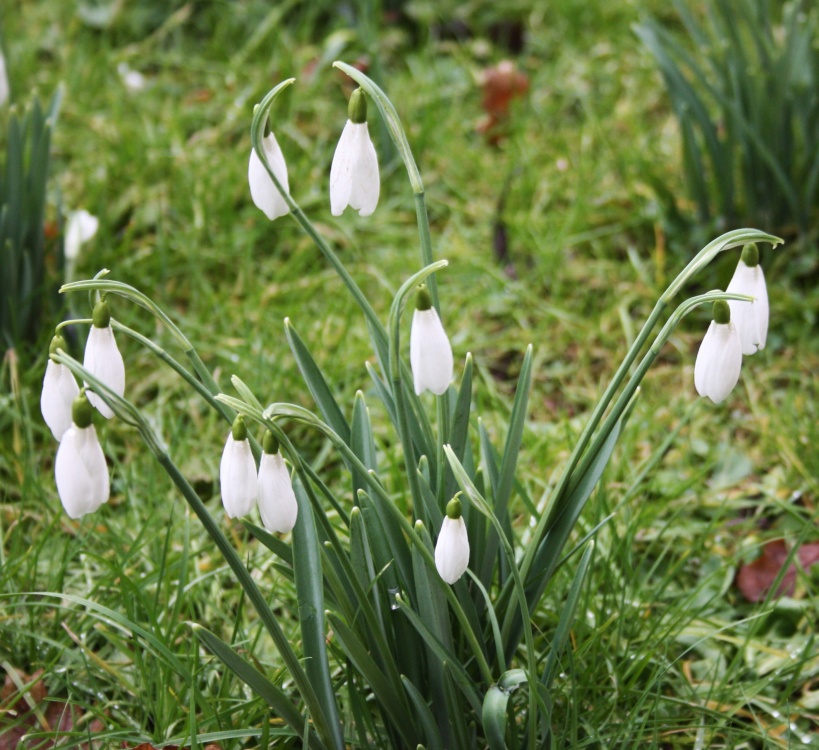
top-left (726, 243), bottom-right (768, 355)
top-left (83, 300), bottom-right (125, 419)
top-left (248, 131), bottom-right (290, 220)
top-left (0, 49), bottom-right (8, 106)
top-left (329, 88), bottom-right (379, 217)
top-left (410, 284), bottom-right (453, 395)
top-left (64, 209), bottom-right (99, 262)
top-left (55, 392), bottom-right (110, 519)
top-left (117, 62), bottom-right (147, 92)
top-left (694, 300), bottom-right (743, 404)
top-left (257, 430), bottom-right (298, 533)
top-left (41, 333), bottom-right (80, 441)
top-left (220, 416), bottom-right (257, 518)
top-left (435, 498), bottom-right (470, 585)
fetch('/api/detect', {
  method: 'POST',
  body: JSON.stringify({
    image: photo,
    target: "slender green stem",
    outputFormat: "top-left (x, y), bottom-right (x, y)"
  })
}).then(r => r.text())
top-left (414, 191), bottom-right (439, 311)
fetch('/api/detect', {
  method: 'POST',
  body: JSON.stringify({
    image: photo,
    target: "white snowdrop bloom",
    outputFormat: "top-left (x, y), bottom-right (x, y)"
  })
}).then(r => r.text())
top-left (220, 417), bottom-right (258, 518)
top-left (694, 301), bottom-right (743, 405)
top-left (0, 49), bottom-right (8, 106)
top-left (55, 393), bottom-right (110, 519)
top-left (410, 284), bottom-right (453, 396)
top-left (726, 244), bottom-right (768, 355)
top-left (41, 334), bottom-right (80, 441)
top-left (257, 431), bottom-right (298, 533)
top-left (248, 132), bottom-right (290, 220)
top-left (83, 301), bottom-right (125, 419)
top-left (329, 88), bottom-right (380, 217)
top-left (435, 498), bottom-right (470, 585)
top-left (64, 209), bottom-right (99, 261)
top-left (116, 62), bottom-right (147, 92)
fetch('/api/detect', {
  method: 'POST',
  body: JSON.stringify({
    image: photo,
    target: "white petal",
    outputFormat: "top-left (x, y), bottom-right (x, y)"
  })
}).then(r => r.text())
top-left (329, 120), bottom-right (357, 216)
top-left (435, 516), bottom-right (470, 584)
top-left (694, 321), bottom-right (742, 404)
top-left (0, 51), bottom-right (8, 107)
top-left (248, 133), bottom-right (290, 221)
top-left (55, 424), bottom-right (110, 518)
top-left (83, 325), bottom-right (125, 419)
top-left (727, 261), bottom-right (768, 355)
top-left (257, 452), bottom-right (299, 533)
top-left (64, 209), bottom-right (99, 261)
top-left (220, 434), bottom-right (258, 518)
top-left (410, 308), bottom-right (454, 395)
top-left (41, 360), bottom-right (80, 441)
top-left (346, 123), bottom-right (380, 217)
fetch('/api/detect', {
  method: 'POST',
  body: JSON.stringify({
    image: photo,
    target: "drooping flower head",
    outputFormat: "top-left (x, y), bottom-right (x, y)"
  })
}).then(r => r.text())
top-left (55, 391), bottom-right (110, 519)
top-left (257, 430), bottom-right (298, 534)
top-left (726, 243), bottom-right (768, 355)
top-left (329, 88), bottom-right (380, 217)
top-left (41, 333), bottom-right (80, 441)
top-left (435, 497), bottom-right (470, 585)
top-left (83, 299), bottom-right (126, 419)
top-left (220, 415), bottom-right (258, 519)
top-left (248, 129), bottom-right (290, 221)
top-left (0, 49), bottom-right (8, 107)
top-left (410, 284), bottom-right (453, 396)
top-left (694, 300), bottom-right (743, 404)
top-left (64, 209), bottom-right (99, 263)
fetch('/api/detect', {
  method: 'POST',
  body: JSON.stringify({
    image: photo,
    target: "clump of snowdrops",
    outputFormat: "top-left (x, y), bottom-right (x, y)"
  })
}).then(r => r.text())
top-left (41, 64), bottom-right (782, 749)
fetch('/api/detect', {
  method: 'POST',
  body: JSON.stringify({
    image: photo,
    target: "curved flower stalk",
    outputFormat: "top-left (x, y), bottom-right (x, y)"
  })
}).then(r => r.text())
top-left (55, 392), bottom-right (110, 518)
top-left (410, 284), bottom-right (453, 395)
top-left (248, 132), bottom-right (290, 220)
top-left (330, 88), bottom-right (380, 217)
top-left (694, 300), bottom-right (743, 404)
top-left (257, 430), bottom-right (298, 533)
top-left (41, 333), bottom-right (80, 441)
top-left (435, 497), bottom-right (470, 584)
top-left (726, 243), bottom-right (768, 355)
top-left (220, 415), bottom-right (258, 518)
top-left (83, 299), bottom-right (125, 419)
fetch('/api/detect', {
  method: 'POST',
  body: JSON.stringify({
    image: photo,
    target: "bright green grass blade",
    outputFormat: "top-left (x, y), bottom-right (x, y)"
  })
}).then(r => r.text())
top-left (540, 542), bottom-right (595, 691)
top-left (290, 473), bottom-right (343, 750)
top-left (479, 345), bottom-right (532, 587)
top-left (192, 624), bottom-right (320, 749)
top-left (285, 319), bottom-right (351, 446)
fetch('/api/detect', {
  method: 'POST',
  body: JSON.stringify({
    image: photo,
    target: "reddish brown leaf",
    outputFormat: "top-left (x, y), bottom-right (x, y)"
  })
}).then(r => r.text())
top-left (477, 60), bottom-right (529, 142)
top-left (737, 539), bottom-right (819, 602)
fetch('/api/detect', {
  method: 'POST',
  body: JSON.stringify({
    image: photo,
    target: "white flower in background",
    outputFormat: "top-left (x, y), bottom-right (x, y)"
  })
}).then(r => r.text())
top-left (435, 498), bottom-right (470, 585)
top-left (726, 243), bottom-right (768, 355)
top-left (248, 132), bottom-right (290, 220)
top-left (329, 87), bottom-right (380, 217)
top-left (64, 209), bottom-right (99, 262)
top-left (116, 62), bottom-right (147, 92)
top-left (220, 416), bottom-right (258, 518)
top-left (257, 430), bottom-right (298, 533)
top-left (83, 300), bottom-right (125, 419)
top-left (410, 284), bottom-right (454, 395)
top-left (41, 333), bottom-right (80, 441)
top-left (55, 392), bottom-right (110, 519)
top-left (694, 300), bottom-right (743, 404)
top-left (0, 49), bottom-right (9, 106)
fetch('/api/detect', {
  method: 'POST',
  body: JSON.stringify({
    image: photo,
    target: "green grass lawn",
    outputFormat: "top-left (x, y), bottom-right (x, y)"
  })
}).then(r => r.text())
top-left (1, 1), bottom-right (817, 747)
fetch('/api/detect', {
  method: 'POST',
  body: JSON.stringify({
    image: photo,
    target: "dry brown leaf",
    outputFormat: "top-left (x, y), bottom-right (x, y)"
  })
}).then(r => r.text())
top-left (477, 60), bottom-right (529, 143)
top-left (736, 539), bottom-right (819, 602)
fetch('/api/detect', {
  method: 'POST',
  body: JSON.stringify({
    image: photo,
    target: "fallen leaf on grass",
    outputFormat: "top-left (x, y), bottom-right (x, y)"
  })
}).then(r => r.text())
top-left (477, 60), bottom-right (529, 143)
top-left (736, 539), bottom-right (819, 602)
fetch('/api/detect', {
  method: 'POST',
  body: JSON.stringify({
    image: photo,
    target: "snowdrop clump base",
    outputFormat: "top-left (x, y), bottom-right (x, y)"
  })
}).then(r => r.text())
top-left (42, 64), bottom-right (783, 749)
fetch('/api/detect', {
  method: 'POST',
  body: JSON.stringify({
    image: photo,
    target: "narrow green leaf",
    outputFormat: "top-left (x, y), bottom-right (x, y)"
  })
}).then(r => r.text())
top-left (483, 685), bottom-right (510, 750)
top-left (192, 625), bottom-right (323, 749)
top-left (285, 319), bottom-right (350, 446)
top-left (445, 353), bottom-right (474, 501)
top-left (401, 676), bottom-right (444, 750)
